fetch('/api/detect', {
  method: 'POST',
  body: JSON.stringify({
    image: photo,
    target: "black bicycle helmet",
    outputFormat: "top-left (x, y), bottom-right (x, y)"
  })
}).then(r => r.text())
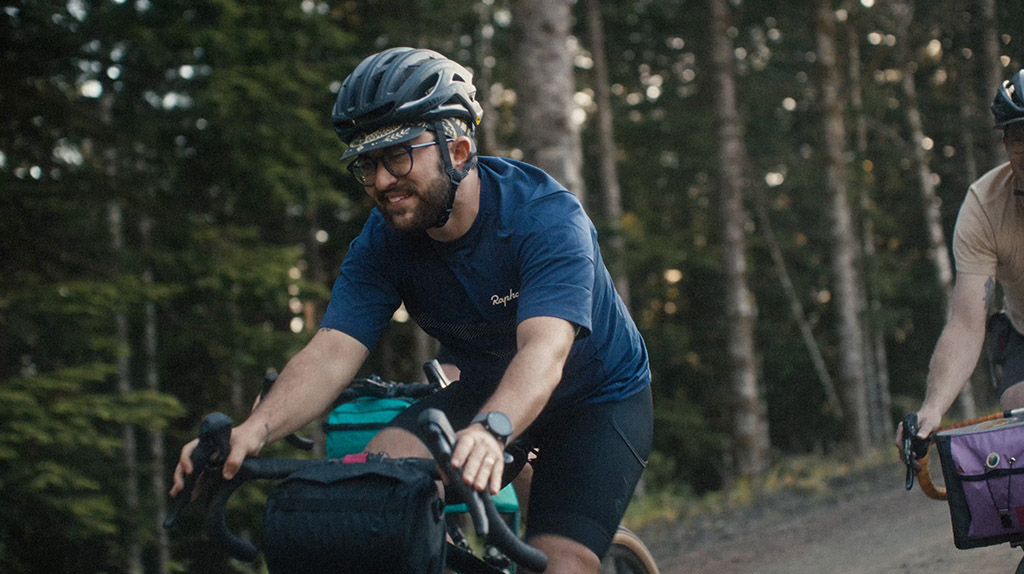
top-left (332, 47), bottom-right (483, 228)
top-left (992, 69), bottom-right (1024, 128)
top-left (332, 47), bottom-right (482, 148)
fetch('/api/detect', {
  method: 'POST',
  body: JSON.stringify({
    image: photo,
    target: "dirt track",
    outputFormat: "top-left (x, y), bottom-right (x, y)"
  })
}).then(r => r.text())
top-left (637, 462), bottom-right (1024, 574)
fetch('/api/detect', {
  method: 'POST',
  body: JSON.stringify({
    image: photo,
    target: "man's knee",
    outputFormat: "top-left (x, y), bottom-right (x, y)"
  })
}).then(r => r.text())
top-left (525, 534), bottom-right (599, 574)
top-left (1000, 380), bottom-right (1024, 410)
top-left (363, 426), bottom-right (430, 458)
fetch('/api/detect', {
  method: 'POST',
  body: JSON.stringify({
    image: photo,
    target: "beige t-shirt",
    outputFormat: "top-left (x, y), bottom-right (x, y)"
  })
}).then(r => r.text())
top-left (953, 162), bottom-right (1024, 330)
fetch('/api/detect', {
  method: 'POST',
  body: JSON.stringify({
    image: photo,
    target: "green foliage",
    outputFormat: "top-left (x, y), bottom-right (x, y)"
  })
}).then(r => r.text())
top-left (0, 365), bottom-right (182, 569)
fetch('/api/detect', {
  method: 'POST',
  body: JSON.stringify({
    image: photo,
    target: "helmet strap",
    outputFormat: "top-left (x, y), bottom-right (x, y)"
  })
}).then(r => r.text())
top-left (429, 120), bottom-right (476, 229)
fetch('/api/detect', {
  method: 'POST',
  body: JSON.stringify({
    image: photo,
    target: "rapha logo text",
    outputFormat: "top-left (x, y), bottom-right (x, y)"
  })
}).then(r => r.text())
top-left (491, 289), bottom-right (519, 307)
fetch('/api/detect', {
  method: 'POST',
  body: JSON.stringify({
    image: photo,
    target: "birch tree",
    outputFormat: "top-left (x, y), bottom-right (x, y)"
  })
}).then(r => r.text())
top-left (710, 0), bottom-right (769, 477)
top-left (107, 200), bottom-right (143, 574)
top-left (510, 0), bottom-right (584, 198)
top-left (846, 8), bottom-right (892, 440)
top-left (140, 216), bottom-right (171, 574)
top-left (585, 0), bottom-right (631, 306)
top-left (815, 0), bottom-right (870, 453)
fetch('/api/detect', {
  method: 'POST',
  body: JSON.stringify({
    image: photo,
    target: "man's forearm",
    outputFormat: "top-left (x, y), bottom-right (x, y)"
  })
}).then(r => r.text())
top-left (921, 327), bottom-right (984, 417)
top-left (479, 318), bottom-right (574, 439)
top-left (918, 272), bottom-right (991, 425)
top-left (238, 328), bottom-right (367, 445)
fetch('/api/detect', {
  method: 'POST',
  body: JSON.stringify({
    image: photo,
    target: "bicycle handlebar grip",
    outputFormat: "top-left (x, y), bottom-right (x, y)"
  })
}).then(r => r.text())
top-left (164, 412), bottom-right (233, 529)
top-left (202, 412), bottom-right (233, 455)
top-left (208, 480), bottom-right (260, 562)
top-left (423, 359), bottom-right (452, 388)
top-left (901, 412), bottom-right (931, 491)
top-left (417, 408), bottom-right (490, 535)
top-left (417, 408), bottom-right (548, 572)
top-left (902, 412), bottom-right (919, 490)
top-left (482, 494), bottom-right (548, 572)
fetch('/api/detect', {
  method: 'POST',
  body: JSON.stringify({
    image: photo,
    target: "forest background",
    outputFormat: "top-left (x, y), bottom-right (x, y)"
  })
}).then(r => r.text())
top-left (3, 0), bottom-right (1023, 572)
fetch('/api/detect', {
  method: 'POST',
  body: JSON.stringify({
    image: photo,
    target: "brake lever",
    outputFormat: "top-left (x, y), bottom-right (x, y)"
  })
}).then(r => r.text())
top-left (902, 412), bottom-right (930, 490)
top-left (417, 409), bottom-right (489, 536)
top-left (164, 412), bottom-right (233, 528)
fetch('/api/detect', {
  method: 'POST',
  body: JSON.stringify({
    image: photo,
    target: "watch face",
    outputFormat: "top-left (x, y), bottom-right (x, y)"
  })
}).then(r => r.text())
top-left (486, 412), bottom-right (513, 438)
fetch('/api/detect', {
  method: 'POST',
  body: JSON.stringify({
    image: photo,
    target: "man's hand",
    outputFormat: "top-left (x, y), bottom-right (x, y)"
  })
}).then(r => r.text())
top-left (450, 424), bottom-right (506, 495)
top-left (444, 315), bottom-right (574, 496)
top-left (169, 437), bottom-right (201, 499)
top-left (168, 423), bottom-right (268, 498)
top-left (893, 407), bottom-right (941, 471)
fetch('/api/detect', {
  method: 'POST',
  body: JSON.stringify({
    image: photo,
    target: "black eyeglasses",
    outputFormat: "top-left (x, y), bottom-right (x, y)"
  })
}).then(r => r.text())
top-left (347, 140), bottom-right (451, 186)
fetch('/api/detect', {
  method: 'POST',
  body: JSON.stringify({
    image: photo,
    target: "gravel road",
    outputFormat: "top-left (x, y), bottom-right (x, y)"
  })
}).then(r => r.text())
top-left (636, 461), bottom-right (1024, 574)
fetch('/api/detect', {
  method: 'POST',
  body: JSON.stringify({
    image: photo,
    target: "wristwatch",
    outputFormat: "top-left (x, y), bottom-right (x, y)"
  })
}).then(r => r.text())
top-left (470, 411), bottom-right (513, 446)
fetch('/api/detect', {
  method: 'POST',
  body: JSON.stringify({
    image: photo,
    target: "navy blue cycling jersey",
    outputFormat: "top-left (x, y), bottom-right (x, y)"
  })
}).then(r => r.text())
top-left (321, 156), bottom-right (650, 406)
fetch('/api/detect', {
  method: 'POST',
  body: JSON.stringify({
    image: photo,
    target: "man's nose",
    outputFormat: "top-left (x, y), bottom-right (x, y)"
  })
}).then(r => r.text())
top-left (373, 161), bottom-right (398, 188)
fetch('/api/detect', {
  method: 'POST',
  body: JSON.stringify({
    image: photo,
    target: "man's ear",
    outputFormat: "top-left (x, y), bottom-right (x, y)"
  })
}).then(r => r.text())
top-left (450, 136), bottom-right (475, 170)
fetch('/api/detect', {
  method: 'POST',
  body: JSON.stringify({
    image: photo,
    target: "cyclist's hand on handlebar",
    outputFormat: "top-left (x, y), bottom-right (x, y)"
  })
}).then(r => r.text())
top-left (220, 422), bottom-right (270, 481)
top-left (170, 437), bottom-right (201, 498)
top-left (450, 425), bottom-right (505, 495)
top-left (894, 408), bottom-right (940, 470)
top-left (169, 422), bottom-right (267, 498)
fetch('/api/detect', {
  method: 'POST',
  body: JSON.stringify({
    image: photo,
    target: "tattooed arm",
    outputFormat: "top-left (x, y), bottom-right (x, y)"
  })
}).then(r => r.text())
top-left (171, 327), bottom-right (369, 494)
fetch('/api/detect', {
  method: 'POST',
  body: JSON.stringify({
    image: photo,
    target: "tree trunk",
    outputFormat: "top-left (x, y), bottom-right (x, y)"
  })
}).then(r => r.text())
top-left (475, 1), bottom-right (499, 156)
top-left (585, 0), bottom-right (631, 308)
top-left (894, 0), bottom-right (975, 418)
top-left (815, 0), bottom-right (870, 453)
top-left (710, 0), bottom-right (769, 477)
top-left (107, 200), bottom-right (143, 574)
top-left (981, 0), bottom-right (1004, 161)
top-left (847, 15), bottom-right (892, 440)
top-left (140, 216), bottom-right (171, 574)
top-left (958, 56), bottom-right (980, 186)
top-left (511, 0), bottom-right (584, 199)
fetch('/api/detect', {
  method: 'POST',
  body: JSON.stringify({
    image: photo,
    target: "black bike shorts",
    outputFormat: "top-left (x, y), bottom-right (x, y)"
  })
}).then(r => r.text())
top-left (990, 312), bottom-right (1024, 397)
top-left (385, 381), bottom-right (653, 559)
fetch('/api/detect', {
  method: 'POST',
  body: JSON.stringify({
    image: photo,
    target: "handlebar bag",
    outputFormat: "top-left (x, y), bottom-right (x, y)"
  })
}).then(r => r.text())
top-left (323, 397), bottom-right (414, 458)
top-left (936, 416), bottom-right (1024, 549)
top-left (261, 456), bottom-right (445, 574)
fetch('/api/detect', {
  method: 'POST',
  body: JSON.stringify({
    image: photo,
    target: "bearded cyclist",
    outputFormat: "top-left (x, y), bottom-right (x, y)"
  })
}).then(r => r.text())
top-left (171, 47), bottom-right (653, 574)
top-left (897, 69), bottom-right (1024, 455)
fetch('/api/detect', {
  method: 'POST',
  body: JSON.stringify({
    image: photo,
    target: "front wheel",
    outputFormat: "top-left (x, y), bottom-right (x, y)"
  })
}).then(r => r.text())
top-left (601, 526), bottom-right (659, 574)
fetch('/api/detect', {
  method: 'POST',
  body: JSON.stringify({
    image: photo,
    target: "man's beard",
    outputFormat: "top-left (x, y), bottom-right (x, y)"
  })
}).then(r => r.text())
top-left (377, 169), bottom-right (451, 233)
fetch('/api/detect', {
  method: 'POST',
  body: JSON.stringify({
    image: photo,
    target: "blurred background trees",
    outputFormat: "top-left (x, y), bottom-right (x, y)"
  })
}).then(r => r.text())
top-left (2, 0), bottom-right (1022, 571)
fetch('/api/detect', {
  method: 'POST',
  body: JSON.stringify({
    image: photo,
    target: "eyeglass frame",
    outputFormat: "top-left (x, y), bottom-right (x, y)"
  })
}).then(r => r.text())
top-left (346, 139), bottom-right (454, 186)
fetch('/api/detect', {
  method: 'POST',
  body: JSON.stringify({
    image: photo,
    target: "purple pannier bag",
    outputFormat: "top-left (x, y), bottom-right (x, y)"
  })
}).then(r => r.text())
top-left (936, 416), bottom-right (1024, 549)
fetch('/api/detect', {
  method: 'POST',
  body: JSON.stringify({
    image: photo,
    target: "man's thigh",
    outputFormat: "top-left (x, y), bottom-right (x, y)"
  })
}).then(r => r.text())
top-left (366, 381), bottom-right (489, 456)
top-left (525, 385), bottom-right (653, 559)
